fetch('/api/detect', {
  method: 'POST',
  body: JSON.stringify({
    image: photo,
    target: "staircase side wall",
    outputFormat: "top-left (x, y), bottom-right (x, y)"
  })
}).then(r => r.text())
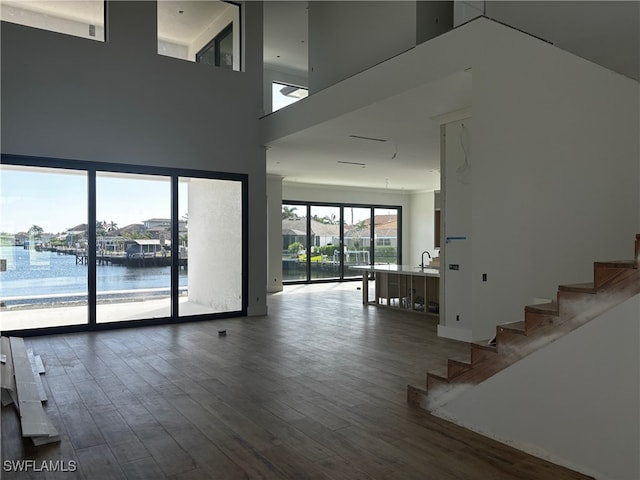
top-left (433, 294), bottom-right (640, 480)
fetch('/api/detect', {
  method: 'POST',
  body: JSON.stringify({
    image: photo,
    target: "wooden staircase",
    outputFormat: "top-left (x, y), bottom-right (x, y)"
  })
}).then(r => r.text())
top-left (408, 234), bottom-right (640, 411)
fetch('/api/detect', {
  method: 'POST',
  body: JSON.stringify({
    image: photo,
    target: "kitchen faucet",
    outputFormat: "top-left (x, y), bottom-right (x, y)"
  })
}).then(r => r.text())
top-left (421, 250), bottom-right (431, 269)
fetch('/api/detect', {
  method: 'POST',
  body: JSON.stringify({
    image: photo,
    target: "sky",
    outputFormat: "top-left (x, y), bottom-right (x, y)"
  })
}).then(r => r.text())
top-left (0, 167), bottom-right (188, 234)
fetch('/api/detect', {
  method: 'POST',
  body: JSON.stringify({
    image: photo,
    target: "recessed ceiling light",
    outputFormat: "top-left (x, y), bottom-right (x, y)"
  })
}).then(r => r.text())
top-left (349, 135), bottom-right (387, 142)
top-left (337, 160), bottom-right (366, 167)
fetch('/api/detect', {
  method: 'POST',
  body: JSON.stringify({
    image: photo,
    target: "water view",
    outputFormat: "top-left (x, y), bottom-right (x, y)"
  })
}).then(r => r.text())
top-left (0, 245), bottom-right (187, 308)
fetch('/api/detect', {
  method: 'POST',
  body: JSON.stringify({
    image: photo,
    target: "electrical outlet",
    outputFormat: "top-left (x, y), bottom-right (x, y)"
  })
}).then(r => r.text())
top-left (482, 273), bottom-right (487, 282)
top-left (456, 315), bottom-right (460, 321)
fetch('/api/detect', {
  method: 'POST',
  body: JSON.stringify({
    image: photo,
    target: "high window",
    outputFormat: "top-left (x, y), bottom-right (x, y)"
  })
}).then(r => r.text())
top-left (0, 157), bottom-right (247, 334)
top-left (0, 0), bottom-right (105, 42)
top-left (272, 82), bottom-right (308, 112)
top-left (158, 0), bottom-right (241, 71)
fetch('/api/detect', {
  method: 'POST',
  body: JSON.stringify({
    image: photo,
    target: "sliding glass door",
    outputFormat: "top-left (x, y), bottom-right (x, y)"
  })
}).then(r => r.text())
top-left (282, 202), bottom-right (401, 284)
top-left (373, 207), bottom-right (399, 265)
top-left (282, 203), bottom-right (307, 282)
top-left (0, 156), bottom-right (247, 333)
top-left (342, 206), bottom-right (372, 279)
top-left (310, 205), bottom-right (340, 280)
top-left (0, 165), bottom-right (88, 330)
top-left (95, 172), bottom-right (172, 323)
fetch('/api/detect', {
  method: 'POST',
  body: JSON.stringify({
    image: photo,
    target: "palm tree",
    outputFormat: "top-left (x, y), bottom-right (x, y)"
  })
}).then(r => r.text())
top-left (27, 224), bottom-right (43, 239)
top-left (107, 220), bottom-right (118, 232)
top-left (282, 206), bottom-right (298, 219)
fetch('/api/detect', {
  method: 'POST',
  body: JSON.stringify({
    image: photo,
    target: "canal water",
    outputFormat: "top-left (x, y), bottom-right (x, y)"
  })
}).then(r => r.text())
top-left (0, 246), bottom-right (187, 304)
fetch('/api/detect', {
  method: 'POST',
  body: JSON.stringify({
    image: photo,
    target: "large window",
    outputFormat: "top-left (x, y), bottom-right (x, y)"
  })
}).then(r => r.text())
top-left (0, 1), bottom-right (105, 42)
top-left (282, 202), bottom-right (401, 283)
top-left (95, 172), bottom-right (173, 323)
top-left (157, 0), bottom-right (240, 71)
top-left (0, 157), bottom-right (247, 334)
top-left (0, 165), bottom-right (88, 330)
top-left (282, 204), bottom-right (307, 282)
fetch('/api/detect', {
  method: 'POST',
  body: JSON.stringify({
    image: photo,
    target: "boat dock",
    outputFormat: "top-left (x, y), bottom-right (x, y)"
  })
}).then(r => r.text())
top-left (52, 248), bottom-right (187, 268)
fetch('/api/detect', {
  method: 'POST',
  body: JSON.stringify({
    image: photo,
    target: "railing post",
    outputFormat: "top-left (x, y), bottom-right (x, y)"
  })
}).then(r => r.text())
top-left (635, 234), bottom-right (640, 269)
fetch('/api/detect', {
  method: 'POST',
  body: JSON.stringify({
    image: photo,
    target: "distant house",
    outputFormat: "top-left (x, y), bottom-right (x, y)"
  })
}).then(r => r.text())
top-left (282, 217), bottom-right (340, 251)
top-left (125, 239), bottom-right (169, 258)
top-left (114, 224), bottom-right (146, 236)
top-left (143, 218), bottom-right (170, 229)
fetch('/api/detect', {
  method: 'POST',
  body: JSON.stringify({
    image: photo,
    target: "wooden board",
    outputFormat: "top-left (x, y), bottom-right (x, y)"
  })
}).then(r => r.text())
top-left (0, 336), bottom-right (15, 392)
top-left (34, 355), bottom-right (46, 374)
top-left (27, 349), bottom-right (47, 402)
top-left (9, 337), bottom-right (53, 437)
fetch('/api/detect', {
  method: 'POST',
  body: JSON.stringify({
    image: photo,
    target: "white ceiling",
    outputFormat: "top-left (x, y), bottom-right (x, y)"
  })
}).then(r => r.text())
top-left (266, 72), bottom-right (472, 192)
top-left (262, 1), bottom-right (455, 192)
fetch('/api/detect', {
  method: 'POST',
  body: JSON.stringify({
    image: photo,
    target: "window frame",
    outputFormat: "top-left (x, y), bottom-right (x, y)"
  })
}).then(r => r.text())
top-left (196, 22), bottom-right (233, 68)
top-left (281, 200), bottom-right (402, 285)
top-left (0, 153), bottom-right (248, 336)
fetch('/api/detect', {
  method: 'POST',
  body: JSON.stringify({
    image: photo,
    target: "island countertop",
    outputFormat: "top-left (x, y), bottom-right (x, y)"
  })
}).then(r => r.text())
top-left (350, 265), bottom-right (440, 315)
top-left (350, 264), bottom-right (440, 277)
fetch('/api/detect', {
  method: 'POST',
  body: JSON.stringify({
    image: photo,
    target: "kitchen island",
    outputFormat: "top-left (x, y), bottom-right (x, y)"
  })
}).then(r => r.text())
top-left (350, 265), bottom-right (440, 317)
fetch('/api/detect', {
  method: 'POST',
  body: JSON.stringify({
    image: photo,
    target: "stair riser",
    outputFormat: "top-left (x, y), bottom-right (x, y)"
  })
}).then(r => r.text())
top-left (496, 329), bottom-right (533, 355)
top-left (470, 345), bottom-right (497, 365)
top-left (448, 360), bottom-right (471, 378)
top-left (594, 265), bottom-right (636, 290)
top-left (524, 312), bottom-right (559, 331)
top-left (427, 373), bottom-right (449, 391)
top-left (557, 290), bottom-right (598, 318)
top-left (407, 385), bottom-right (429, 410)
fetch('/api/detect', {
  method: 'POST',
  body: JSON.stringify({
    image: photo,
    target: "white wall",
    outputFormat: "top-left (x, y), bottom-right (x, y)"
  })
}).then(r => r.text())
top-left (308, 1), bottom-right (417, 93)
top-left (453, 1), bottom-right (485, 26)
top-left (470, 21), bottom-right (640, 340)
top-left (1, 1), bottom-right (268, 317)
top-left (267, 175), bottom-right (284, 293)
top-left (407, 191), bottom-right (436, 267)
top-left (416, 1), bottom-right (453, 45)
top-left (188, 179), bottom-right (243, 312)
top-left (440, 118), bottom-right (473, 341)
top-left (485, 1), bottom-right (640, 82)
top-left (434, 294), bottom-right (640, 480)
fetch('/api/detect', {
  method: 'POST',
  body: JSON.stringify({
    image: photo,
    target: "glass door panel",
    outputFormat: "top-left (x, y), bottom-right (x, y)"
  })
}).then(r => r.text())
top-left (0, 165), bottom-right (88, 330)
top-left (310, 206), bottom-right (340, 280)
top-left (373, 208), bottom-right (399, 265)
top-left (282, 204), bottom-right (307, 282)
top-left (178, 177), bottom-right (243, 317)
top-left (96, 172), bottom-right (171, 323)
top-left (342, 206), bottom-right (371, 279)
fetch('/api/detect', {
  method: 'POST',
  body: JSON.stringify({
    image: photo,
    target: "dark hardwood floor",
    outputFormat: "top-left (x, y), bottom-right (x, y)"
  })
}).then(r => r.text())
top-left (1, 282), bottom-right (592, 479)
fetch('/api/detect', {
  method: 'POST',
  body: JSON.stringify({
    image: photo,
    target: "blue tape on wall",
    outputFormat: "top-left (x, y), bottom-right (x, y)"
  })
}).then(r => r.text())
top-left (445, 236), bottom-right (467, 243)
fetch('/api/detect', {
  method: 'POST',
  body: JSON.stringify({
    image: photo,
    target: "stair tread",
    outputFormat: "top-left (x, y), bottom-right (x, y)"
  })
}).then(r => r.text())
top-left (427, 367), bottom-right (449, 381)
top-left (558, 282), bottom-right (596, 293)
top-left (595, 260), bottom-right (635, 268)
top-left (471, 339), bottom-right (498, 351)
top-left (499, 320), bottom-right (526, 333)
top-left (449, 355), bottom-right (471, 365)
top-left (524, 302), bottom-right (558, 314)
